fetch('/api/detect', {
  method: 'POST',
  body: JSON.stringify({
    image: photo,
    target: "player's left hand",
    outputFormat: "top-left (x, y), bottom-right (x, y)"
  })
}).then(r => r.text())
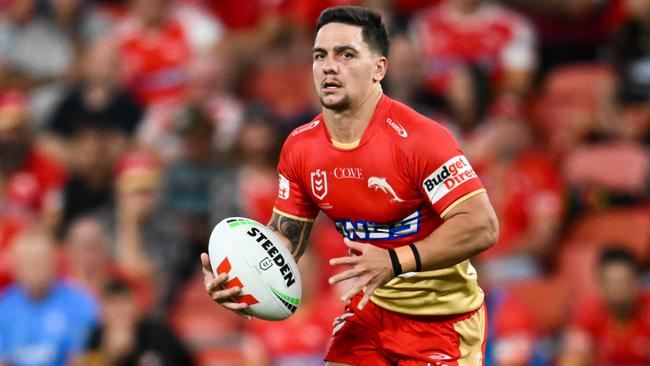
top-left (328, 238), bottom-right (394, 310)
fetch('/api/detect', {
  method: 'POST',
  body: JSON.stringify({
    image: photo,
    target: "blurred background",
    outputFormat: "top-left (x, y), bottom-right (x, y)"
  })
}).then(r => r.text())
top-left (0, 0), bottom-right (648, 365)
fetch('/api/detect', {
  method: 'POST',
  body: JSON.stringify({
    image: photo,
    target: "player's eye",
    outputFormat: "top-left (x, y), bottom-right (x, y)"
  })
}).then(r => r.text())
top-left (314, 53), bottom-right (325, 61)
top-left (342, 52), bottom-right (354, 59)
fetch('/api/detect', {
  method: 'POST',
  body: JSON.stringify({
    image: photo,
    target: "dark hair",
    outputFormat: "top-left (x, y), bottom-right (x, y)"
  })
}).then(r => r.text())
top-left (598, 246), bottom-right (639, 273)
top-left (103, 278), bottom-right (133, 297)
top-left (316, 6), bottom-right (389, 57)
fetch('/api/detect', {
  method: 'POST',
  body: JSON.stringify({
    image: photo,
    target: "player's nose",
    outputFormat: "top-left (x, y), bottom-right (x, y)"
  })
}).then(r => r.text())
top-left (322, 58), bottom-right (338, 74)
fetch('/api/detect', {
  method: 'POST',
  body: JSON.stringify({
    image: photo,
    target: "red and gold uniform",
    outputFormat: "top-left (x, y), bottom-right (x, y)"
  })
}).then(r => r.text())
top-left (274, 95), bottom-right (488, 364)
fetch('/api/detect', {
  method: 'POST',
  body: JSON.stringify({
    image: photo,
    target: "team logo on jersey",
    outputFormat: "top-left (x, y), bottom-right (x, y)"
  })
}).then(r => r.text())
top-left (333, 167), bottom-right (363, 180)
top-left (278, 174), bottom-right (290, 200)
top-left (386, 118), bottom-right (408, 138)
top-left (291, 120), bottom-right (320, 136)
top-left (368, 177), bottom-right (405, 203)
top-left (335, 210), bottom-right (420, 241)
top-left (423, 155), bottom-right (477, 205)
top-left (310, 169), bottom-right (328, 200)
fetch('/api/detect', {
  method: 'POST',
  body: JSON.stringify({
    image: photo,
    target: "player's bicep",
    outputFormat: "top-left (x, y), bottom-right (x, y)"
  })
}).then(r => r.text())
top-left (267, 211), bottom-right (313, 261)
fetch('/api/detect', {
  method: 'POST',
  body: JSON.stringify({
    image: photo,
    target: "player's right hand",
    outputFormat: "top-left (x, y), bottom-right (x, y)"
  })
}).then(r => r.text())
top-left (200, 253), bottom-right (252, 319)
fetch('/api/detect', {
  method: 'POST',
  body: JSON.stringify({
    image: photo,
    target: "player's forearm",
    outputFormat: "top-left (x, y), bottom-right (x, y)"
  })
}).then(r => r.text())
top-left (267, 212), bottom-right (313, 261)
top-left (396, 195), bottom-right (498, 272)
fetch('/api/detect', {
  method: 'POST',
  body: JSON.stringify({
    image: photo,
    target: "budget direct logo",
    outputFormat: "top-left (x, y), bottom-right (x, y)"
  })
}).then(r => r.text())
top-left (423, 155), bottom-right (477, 205)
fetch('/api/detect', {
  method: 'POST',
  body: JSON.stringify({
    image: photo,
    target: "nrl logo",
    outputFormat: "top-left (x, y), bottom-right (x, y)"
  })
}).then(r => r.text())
top-left (311, 169), bottom-right (328, 200)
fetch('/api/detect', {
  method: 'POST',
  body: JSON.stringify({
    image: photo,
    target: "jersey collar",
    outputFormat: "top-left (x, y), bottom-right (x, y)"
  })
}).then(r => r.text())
top-left (322, 94), bottom-right (392, 151)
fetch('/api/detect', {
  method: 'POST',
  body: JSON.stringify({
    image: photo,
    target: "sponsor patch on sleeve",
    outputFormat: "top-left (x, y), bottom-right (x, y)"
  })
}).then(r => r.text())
top-left (423, 155), bottom-right (478, 205)
top-left (278, 174), bottom-right (290, 200)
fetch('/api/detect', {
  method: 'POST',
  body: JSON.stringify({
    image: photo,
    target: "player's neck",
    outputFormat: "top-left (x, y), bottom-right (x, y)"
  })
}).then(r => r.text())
top-left (323, 88), bottom-right (383, 144)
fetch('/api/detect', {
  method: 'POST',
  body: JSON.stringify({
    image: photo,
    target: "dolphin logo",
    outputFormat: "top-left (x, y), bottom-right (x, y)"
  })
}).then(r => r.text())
top-left (368, 177), bottom-right (405, 203)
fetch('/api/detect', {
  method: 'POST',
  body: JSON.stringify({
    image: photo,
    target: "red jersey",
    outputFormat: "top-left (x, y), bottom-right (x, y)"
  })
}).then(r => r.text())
top-left (411, 2), bottom-right (535, 94)
top-left (567, 292), bottom-right (650, 365)
top-left (478, 150), bottom-right (563, 259)
top-left (1, 148), bottom-right (66, 220)
top-left (117, 17), bottom-right (192, 106)
top-left (274, 95), bottom-right (486, 315)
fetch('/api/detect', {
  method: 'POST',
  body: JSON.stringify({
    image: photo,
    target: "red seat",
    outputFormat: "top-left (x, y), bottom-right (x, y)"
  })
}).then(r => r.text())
top-left (169, 273), bottom-right (246, 364)
top-left (563, 142), bottom-right (649, 195)
top-left (509, 277), bottom-right (571, 335)
top-left (567, 207), bottom-right (650, 262)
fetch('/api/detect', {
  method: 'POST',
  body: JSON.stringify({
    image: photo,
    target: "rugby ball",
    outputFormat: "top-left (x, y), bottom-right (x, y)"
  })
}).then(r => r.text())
top-left (208, 217), bottom-right (302, 321)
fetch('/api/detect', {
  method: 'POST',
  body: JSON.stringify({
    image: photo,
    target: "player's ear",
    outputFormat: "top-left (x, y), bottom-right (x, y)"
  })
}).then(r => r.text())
top-left (373, 56), bottom-right (388, 83)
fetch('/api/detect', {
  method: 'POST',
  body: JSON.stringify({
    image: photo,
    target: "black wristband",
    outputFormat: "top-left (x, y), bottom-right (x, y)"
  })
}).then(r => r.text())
top-left (409, 243), bottom-right (422, 272)
top-left (388, 249), bottom-right (402, 277)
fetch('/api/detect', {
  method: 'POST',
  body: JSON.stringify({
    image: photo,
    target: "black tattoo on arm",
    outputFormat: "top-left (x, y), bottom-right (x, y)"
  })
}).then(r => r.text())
top-left (268, 212), bottom-right (313, 261)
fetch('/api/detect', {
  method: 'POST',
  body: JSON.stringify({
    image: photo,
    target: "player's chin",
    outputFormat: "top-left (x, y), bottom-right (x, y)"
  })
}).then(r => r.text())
top-left (320, 95), bottom-right (350, 111)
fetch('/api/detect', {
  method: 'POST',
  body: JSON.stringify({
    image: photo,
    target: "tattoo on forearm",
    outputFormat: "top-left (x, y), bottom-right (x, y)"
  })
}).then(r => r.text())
top-left (268, 213), bottom-right (312, 260)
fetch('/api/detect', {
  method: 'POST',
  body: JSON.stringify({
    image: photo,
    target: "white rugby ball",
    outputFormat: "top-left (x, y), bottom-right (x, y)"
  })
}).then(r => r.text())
top-left (208, 217), bottom-right (302, 321)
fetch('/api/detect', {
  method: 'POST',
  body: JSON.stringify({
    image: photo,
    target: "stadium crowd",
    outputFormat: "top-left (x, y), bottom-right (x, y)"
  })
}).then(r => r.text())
top-left (0, 0), bottom-right (648, 365)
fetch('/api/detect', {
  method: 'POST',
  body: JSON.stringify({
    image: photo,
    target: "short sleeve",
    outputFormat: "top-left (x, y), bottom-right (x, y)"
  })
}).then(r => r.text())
top-left (414, 123), bottom-right (485, 217)
top-left (273, 141), bottom-right (319, 221)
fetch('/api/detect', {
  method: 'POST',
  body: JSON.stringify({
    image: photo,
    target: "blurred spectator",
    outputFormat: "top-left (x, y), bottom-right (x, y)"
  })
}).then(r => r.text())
top-left (231, 116), bottom-right (283, 224)
top-left (138, 54), bottom-right (244, 159)
top-left (116, 0), bottom-right (221, 107)
top-left (160, 105), bottom-right (240, 282)
top-left (244, 29), bottom-right (318, 131)
top-left (486, 288), bottom-right (541, 366)
top-left (60, 124), bottom-right (116, 234)
top-left (0, 228), bottom-right (98, 366)
top-left (560, 247), bottom-right (650, 365)
top-left (499, 0), bottom-right (626, 74)
top-left (246, 248), bottom-right (340, 365)
top-left (0, 91), bottom-right (67, 231)
top-left (610, 0), bottom-right (650, 143)
top-left (0, 0), bottom-right (110, 125)
top-left (611, 0), bottom-right (650, 104)
top-left (83, 279), bottom-right (195, 366)
top-left (185, 54), bottom-right (243, 152)
top-left (45, 37), bottom-right (142, 163)
top-left (470, 102), bottom-right (564, 283)
top-left (62, 216), bottom-right (154, 310)
top-left (410, 0), bottom-right (536, 97)
top-left (112, 149), bottom-right (188, 315)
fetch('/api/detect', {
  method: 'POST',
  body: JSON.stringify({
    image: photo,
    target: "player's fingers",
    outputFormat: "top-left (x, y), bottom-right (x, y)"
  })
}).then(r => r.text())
top-left (357, 283), bottom-right (379, 310)
top-left (205, 273), bottom-right (227, 290)
top-left (328, 267), bottom-right (363, 285)
top-left (222, 301), bottom-right (249, 311)
top-left (329, 256), bottom-right (358, 266)
top-left (340, 276), bottom-right (369, 303)
top-left (200, 253), bottom-right (215, 278)
top-left (343, 238), bottom-right (367, 252)
top-left (210, 286), bottom-right (241, 302)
